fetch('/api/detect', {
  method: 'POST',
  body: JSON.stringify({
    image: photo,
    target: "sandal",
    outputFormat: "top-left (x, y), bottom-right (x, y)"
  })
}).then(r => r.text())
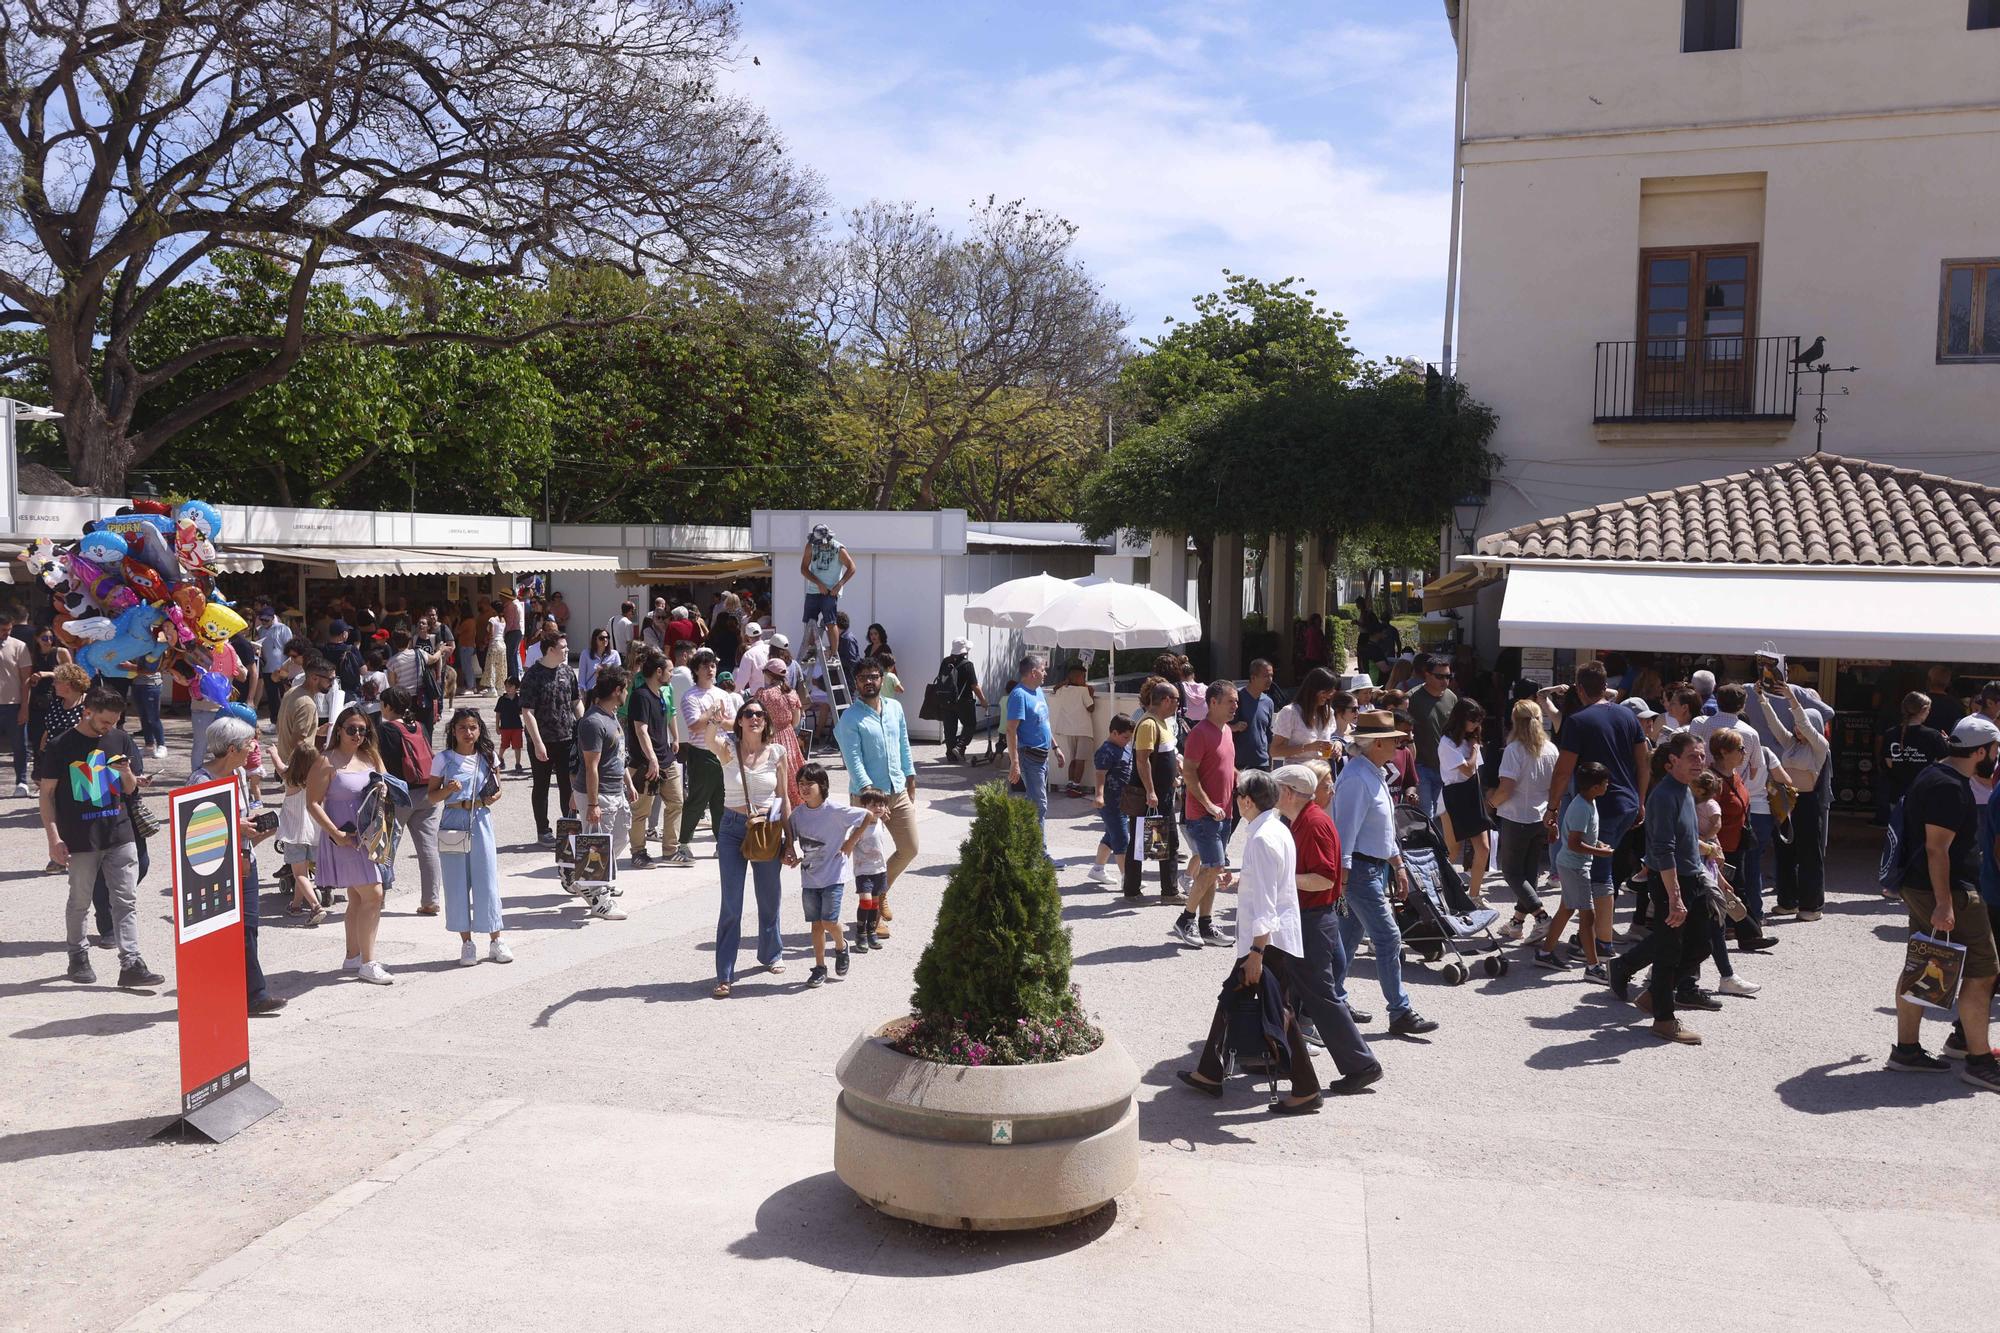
top-left (712, 982), bottom-right (731, 999)
top-left (1176, 1070), bottom-right (1224, 1099)
top-left (766, 961), bottom-right (786, 975)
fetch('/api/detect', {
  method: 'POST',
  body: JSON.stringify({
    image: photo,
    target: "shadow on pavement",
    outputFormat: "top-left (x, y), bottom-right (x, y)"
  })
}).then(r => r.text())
top-left (727, 1170), bottom-right (1116, 1271)
top-left (532, 970), bottom-right (804, 1027)
top-left (1774, 1053), bottom-right (1975, 1112)
top-left (12, 1007), bottom-right (176, 1040)
top-left (1072, 941), bottom-right (1187, 967)
top-left (0, 1114), bottom-right (173, 1165)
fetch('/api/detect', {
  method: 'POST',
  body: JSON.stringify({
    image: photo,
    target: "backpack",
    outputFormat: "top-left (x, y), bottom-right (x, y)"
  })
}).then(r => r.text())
top-left (920, 655), bottom-right (965, 722)
top-left (383, 719), bottom-right (433, 788)
top-left (1878, 794), bottom-right (1919, 893)
top-left (328, 642), bottom-right (362, 697)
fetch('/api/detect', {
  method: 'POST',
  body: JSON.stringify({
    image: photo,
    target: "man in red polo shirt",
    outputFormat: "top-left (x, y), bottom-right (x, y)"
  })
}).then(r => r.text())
top-left (1176, 681), bottom-right (1239, 949)
top-left (1276, 763), bottom-right (1382, 1088)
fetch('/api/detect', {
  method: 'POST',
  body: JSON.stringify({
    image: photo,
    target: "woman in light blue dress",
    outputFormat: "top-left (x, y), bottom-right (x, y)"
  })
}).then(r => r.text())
top-left (428, 707), bottom-right (509, 964)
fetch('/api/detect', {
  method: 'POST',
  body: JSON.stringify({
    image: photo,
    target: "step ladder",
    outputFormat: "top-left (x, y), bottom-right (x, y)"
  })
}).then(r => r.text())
top-left (796, 618), bottom-right (852, 755)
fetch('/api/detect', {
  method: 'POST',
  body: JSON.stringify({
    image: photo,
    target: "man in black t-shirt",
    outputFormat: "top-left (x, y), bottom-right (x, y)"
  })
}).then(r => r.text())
top-left (41, 686), bottom-right (161, 988)
top-left (624, 650), bottom-right (682, 867)
top-left (1888, 715), bottom-right (2000, 1090)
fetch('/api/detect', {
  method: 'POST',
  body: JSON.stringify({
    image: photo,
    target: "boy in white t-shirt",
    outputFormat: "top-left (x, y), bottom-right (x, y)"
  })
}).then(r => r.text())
top-left (849, 786), bottom-right (893, 951)
top-left (1048, 662), bottom-right (1097, 797)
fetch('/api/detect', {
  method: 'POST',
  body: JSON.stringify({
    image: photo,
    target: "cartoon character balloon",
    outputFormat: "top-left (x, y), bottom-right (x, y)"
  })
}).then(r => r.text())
top-left (196, 600), bottom-right (247, 646)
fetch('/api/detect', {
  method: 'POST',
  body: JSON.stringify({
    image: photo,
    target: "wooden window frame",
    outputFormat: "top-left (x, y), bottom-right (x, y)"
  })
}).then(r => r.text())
top-left (1937, 259), bottom-right (2000, 364)
top-left (1683, 0), bottom-right (1742, 52)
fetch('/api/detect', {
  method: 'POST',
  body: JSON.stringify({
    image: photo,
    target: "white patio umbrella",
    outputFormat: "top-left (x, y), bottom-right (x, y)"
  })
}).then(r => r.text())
top-left (962, 571), bottom-right (1103, 629)
top-left (1020, 579), bottom-right (1201, 652)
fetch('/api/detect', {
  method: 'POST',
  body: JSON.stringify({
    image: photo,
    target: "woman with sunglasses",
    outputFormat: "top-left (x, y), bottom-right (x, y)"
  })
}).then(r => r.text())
top-left (24, 626), bottom-right (70, 759)
top-left (704, 695), bottom-right (793, 997)
top-left (1271, 666), bottom-right (1342, 766)
top-left (307, 705), bottom-right (392, 984)
top-left (578, 626), bottom-right (621, 695)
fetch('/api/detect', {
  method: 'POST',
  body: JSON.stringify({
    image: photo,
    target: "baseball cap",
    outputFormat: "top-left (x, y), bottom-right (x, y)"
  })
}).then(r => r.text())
top-left (769, 632), bottom-right (790, 650)
top-left (1272, 764), bottom-right (1320, 797)
top-left (1622, 697), bottom-right (1658, 719)
top-left (743, 621), bottom-right (763, 640)
top-left (1951, 715), bottom-right (2000, 749)
top-left (328, 618), bottom-right (350, 636)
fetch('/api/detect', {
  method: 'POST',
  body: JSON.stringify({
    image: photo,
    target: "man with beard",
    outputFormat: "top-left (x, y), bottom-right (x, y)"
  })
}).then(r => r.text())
top-left (834, 658), bottom-right (918, 939)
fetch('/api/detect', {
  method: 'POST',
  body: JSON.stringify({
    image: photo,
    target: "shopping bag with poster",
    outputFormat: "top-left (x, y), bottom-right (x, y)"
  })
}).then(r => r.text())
top-left (572, 833), bottom-right (614, 891)
top-left (1897, 931), bottom-right (1967, 1013)
top-left (1143, 815), bottom-right (1173, 862)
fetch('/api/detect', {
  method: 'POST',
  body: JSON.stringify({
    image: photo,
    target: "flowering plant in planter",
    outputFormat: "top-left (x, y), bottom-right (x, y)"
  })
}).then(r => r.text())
top-left (894, 782), bottom-right (1102, 1067)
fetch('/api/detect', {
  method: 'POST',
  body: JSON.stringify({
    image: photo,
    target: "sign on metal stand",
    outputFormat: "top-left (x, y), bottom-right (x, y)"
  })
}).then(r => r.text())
top-left (153, 775), bottom-right (279, 1143)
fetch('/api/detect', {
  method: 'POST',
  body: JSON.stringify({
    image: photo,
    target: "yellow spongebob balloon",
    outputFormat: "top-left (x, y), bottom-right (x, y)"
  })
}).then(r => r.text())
top-left (197, 600), bottom-right (247, 646)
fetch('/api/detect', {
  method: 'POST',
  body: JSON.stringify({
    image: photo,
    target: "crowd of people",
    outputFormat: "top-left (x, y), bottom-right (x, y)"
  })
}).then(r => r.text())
top-left (24, 527), bottom-right (1999, 1101)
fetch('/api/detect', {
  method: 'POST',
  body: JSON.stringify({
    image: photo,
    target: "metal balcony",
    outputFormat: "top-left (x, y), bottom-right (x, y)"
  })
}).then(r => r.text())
top-left (1594, 334), bottom-right (1799, 423)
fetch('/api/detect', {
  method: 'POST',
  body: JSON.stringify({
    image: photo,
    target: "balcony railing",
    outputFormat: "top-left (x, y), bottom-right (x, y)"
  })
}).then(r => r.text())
top-left (1594, 334), bottom-right (1799, 423)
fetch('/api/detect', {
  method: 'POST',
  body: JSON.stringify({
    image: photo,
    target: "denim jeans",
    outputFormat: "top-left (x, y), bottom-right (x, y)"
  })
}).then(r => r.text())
top-left (1589, 804), bottom-right (1638, 889)
top-left (803, 592), bottom-right (838, 627)
top-left (715, 807), bottom-right (783, 983)
top-left (1337, 854), bottom-right (1412, 1018)
top-left (1417, 764), bottom-right (1444, 819)
top-left (243, 855), bottom-right (268, 1003)
top-left (504, 629), bottom-right (523, 683)
top-left (1299, 905), bottom-right (1378, 1077)
top-left (1734, 812), bottom-right (1771, 922)
top-left (130, 680), bottom-right (164, 749)
top-left (1018, 752), bottom-right (1050, 832)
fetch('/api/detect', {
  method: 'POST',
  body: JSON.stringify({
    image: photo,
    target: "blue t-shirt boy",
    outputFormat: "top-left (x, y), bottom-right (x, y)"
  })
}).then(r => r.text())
top-left (1556, 793), bottom-right (1601, 873)
top-left (1094, 737), bottom-right (1133, 806)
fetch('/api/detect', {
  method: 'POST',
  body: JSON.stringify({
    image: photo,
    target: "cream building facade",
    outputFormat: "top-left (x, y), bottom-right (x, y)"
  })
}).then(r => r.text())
top-left (1442, 0), bottom-right (2000, 641)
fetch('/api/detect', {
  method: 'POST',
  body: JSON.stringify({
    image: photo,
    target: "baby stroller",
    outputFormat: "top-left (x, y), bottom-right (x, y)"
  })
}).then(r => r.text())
top-left (1392, 804), bottom-right (1509, 985)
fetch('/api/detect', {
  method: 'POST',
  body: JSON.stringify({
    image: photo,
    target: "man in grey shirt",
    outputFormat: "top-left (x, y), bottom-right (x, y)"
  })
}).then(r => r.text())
top-left (1407, 651), bottom-right (1459, 819)
top-left (571, 665), bottom-right (633, 920)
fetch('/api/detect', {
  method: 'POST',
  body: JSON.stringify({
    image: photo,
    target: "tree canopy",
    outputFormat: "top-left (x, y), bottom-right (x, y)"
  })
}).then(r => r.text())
top-left (0, 0), bottom-right (820, 491)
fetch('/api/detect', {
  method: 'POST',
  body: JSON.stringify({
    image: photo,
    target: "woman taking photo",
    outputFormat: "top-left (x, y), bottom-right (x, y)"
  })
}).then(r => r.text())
top-left (1757, 680), bottom-right (1832, 921)
top-left (308, 705), bottom-right (392, 985)
top-left (429, 707), bottom-right (509, 965)
top-left (1438, 697), bottom-right (1492, 907)
top-left (578, 627), bottom-right (621, 695)
top-left (705, 694), bottom-right (793, 998)
top-left (1489, 698), bottom-right (1557, 940)
top-left (1270, 666), bottom-right (1340, 765)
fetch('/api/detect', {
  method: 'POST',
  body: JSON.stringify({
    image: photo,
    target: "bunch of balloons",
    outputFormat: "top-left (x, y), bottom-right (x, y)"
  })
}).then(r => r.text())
top-left (20, 498), bottom-right (257, 724)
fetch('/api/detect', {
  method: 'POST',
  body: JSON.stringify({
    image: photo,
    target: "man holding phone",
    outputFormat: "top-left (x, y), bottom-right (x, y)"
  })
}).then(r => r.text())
top-left (43, 687), bottom-right (161, 988)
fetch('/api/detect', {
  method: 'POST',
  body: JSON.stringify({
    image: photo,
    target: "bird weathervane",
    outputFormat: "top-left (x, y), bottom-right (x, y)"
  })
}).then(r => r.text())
top-left (1793, 336), bottom-right (1857, 455)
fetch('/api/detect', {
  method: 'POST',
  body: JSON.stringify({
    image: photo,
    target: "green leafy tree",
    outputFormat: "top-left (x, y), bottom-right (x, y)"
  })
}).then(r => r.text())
top-left (911, 783), bottom-right (1079, 1036)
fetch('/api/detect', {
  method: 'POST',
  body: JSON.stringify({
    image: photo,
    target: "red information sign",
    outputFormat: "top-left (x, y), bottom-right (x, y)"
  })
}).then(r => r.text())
top-left (161, 774), bottom-right (277, 1141)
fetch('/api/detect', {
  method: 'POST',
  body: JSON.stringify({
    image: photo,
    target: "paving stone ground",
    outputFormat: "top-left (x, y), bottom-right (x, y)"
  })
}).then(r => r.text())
top-left (2, 696), bottom-right (1995, 1332)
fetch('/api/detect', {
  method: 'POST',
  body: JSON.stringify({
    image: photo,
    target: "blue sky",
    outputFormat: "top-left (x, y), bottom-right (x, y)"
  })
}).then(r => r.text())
top-left (732, 0), bottom-right (1459, 361)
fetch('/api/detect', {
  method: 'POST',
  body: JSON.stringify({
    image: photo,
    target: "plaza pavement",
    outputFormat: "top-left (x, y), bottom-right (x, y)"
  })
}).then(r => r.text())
top-left (2, 696), bottom-right (1997, 1332)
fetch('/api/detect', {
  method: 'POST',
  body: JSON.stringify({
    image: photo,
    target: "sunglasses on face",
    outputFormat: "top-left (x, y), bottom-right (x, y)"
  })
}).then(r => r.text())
top-left (342, 725), bottom-right (369, 737)
top-left (1431, 671), bottom-right (1453, 680)
top-left (739, 709), bottom-right (766, 719)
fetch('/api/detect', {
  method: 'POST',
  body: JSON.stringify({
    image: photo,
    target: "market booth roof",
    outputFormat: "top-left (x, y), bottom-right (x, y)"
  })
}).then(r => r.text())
top-left (1469, 454), bottom-right (2000, 657)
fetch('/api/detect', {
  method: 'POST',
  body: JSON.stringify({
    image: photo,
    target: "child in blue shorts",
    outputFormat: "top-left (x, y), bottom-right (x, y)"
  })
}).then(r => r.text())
top-left (785, 763), bottom-right (873, 987)
top-left (1088, 717), bottom-right (1136, 885)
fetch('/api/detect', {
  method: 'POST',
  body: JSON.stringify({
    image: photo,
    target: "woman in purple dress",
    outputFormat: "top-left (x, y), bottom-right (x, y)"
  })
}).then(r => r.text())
top-left (307, 705), bottom-right (390, 984)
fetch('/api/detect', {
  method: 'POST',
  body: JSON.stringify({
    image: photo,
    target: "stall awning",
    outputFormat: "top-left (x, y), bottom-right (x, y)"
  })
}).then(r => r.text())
top-left (226, 545), bottom-right (498, 578)
top-left (1498, 566), bottom-right (2000, 659)
top-left (477, 548), bottom-right (623, 574)
top-left (1420, 566), bottom-right (1500, 611)
top-left (617, 555), bottom-right (772, 585)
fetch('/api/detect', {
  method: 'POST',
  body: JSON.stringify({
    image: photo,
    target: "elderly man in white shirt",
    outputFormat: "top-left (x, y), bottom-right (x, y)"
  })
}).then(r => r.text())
top-left (1174, 769), bottom-right (1328, 1115)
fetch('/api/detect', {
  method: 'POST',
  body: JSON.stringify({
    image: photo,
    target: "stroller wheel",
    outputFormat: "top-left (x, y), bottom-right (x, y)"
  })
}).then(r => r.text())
top-left (1497, 956), bottom-right (1511, 976)
top-left (1421, 946), bottom-right (1444, 964)
top-left (1443, 962), bottom-right (1470, 986)
top-left (1482, 956), bottom-right (1502, 978)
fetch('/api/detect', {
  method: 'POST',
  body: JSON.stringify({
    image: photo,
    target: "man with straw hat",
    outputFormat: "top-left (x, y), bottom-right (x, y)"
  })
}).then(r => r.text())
top-left (1332, 710), bottom-right (1440, 1037)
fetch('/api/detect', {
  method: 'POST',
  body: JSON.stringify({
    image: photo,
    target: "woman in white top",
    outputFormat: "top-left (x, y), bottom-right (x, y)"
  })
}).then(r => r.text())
top-left (1270, 667), bottom-right (1341, 764)
top-left (1756, 681), bottom-right (1831, 919)
top-left (1488, 699), bottom-right (1558, 937)
top-left (1436, 697), bottom-right (1492, 906)
top-left (705, 696), bottom-right (794, 997)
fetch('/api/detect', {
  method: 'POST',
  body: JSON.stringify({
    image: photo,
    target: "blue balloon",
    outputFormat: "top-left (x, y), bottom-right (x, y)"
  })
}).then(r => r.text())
top-left (198, 669), bottom-right (232, 704)
top-left (221, 702), bottom-right (257, 726)
top-left (77, 531), bottom-right (128, 566)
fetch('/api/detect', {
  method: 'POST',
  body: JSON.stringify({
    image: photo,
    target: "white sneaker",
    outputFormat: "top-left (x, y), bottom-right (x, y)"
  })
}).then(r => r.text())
top-left (1527, 915), bottom-right (1552, 944)
top-left (356, 961), bottom-right (394, 985)
top-left (489, 939), bottom-right (513, 964)
top-left (587, 899), bottom-right (626, 921)
top-left (1718, 974), bottom-right (1761, 997)
top-left (1499, 917), bottom-right (1525, 941)
top-left (458, 940), bottom-right (480, 967)
top-left (12, 782), bottom-right (29, 797)
top-left (1086, 863), bottom-right (1109, 883)
top-left (342, 953), bottom-right (363, 971)
top-left (152, 745), bottom-right (169, 760)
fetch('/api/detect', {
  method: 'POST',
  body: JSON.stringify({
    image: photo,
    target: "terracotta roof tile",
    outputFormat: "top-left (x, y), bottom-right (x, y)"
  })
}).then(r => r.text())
top-left (1477, 455), bottom-right (2000, 569)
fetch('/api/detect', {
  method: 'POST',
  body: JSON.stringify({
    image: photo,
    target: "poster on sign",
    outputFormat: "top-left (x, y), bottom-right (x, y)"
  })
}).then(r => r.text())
top-left (159, 775), bottom-right (278, 1142)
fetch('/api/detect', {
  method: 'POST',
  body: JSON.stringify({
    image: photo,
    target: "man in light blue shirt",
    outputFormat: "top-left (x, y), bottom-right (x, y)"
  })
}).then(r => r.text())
top-left (1330, 711), bottom-right (1438, 1036)
top-left (834, 658), bottom-right (919, 931)
top-left (1005, 654), bottom-right (1060, 842)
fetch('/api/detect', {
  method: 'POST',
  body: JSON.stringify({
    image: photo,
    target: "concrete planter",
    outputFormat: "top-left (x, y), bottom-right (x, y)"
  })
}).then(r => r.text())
top-left (833, 1026), bottom-right (1140, 1231)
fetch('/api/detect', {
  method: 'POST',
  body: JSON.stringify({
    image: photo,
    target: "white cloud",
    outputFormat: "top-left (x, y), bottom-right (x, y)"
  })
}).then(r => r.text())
top-left (731, 7), bottom-right (1455, 361)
